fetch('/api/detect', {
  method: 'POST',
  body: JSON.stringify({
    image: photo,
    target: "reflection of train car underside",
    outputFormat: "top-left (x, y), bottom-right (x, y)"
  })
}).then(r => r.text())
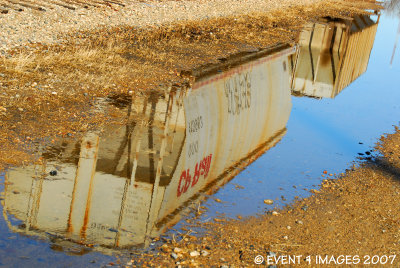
top-left (291, 15), bottom-right (379, 99)
top-left (2, 44), bottom-right (295, 254)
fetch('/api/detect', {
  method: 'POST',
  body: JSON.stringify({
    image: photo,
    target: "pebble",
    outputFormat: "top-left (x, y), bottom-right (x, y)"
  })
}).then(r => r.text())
top-left (190, 251), bottom-right (200, 257)
top-left (301, 205), bottom-right (308, 211)
top-left (160, 244), bottom-right (171, 253)
top-left (267, 251), bottom-right (276, 257)
top-left (49, 170), bottom-right (57, 176)
top-left (296, 220), bottom-right (304, 225)
top-left (283, 235), bottom-right (288, 240)
top-left (171, 253), bottom-right (178, 260)
top-left (201, 250), bottom-right (210, 256)
top-left (174, 247), bottom-right (183, 253)
top-left (264, 199), bottom-right (274, 205)
top-left (272, 211), bottom-right (279, 216)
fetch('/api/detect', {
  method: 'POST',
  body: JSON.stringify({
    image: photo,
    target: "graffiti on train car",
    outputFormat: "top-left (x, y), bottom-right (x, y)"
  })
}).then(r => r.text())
top-left (177, 154), bottom-right (213, 197)
top-left (224, 72), bottom-right (251, 115)
top-left (188, 116), bottom-right (203, 134)
top-left (188, 141), bottom-right (199, 158)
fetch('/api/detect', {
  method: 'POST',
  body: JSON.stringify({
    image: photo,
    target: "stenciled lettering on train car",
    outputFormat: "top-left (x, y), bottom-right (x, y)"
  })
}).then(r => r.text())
top-left (224, 72), bottom-right (251, 115)
top-left (177, 154), bottom-right (213, 197)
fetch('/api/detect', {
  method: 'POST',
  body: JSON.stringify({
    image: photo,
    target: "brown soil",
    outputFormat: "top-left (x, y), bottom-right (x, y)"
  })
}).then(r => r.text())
top-left (0, 0), bottom-right (381, 171)
top-left (142, 125), bottom-right (400, 267)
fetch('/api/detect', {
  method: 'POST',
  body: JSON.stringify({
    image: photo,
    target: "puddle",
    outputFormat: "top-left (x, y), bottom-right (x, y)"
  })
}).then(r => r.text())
top-left (1, 11), bottom-right (399, 266)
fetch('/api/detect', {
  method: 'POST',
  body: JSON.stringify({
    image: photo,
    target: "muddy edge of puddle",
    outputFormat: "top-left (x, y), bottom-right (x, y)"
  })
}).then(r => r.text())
top-left (0, 0), bottom-right (381, 171)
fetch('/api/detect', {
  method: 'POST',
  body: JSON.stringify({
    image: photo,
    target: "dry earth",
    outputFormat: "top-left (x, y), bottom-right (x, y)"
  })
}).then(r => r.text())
top-left (0, 0), bottom-right (351, 51)
top-left (136, 125), bottom-right (400, 267)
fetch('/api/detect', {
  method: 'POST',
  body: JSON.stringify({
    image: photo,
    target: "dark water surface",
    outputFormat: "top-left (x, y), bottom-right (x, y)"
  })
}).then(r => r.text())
top-left (0, 12), bottom-right (399, 267)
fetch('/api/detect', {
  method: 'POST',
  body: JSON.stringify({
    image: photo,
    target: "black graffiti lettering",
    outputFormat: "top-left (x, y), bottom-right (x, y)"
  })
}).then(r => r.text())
top-left (224, 72), bottom-right (252, 115)
top-left (188, 116), bottom-right (203, 134)
top-left (188, 141), bottom-right (199, 158)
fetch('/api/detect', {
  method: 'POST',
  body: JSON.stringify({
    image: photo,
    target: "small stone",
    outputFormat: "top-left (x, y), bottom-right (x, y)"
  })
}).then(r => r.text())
top-left (287, 225), bottom-right (291, 230)
top-left (296, 220), bottom-right (304, 225)
top-left (12, 190), bottom-right (20, 194)
top-left (190, 251), bottom-right (200, 257)
top-left (171, 253), bottom-right (178, 260)
top-left (201, 250), bottom-right (209, 256)
top-left (174, 247), bottom-right (182, 253)
top-left (51, 91), bottom-right (57, 95)
top-left (31, 82), bottom-right (37, 87)
top-left (215, 198), bottom-right (222, 203)
top-left (267, 251), bottom-right (276, 257)
top-left (18, 108), bottom-right (24, 112)
top-left (283, 236), bottom-right (288, 240)
top-left (323, 170), bottom-right (328, 174)
top-left (108, 228), bottom-right (118, 233)
top-left (272, 211), bottom-right (279, 216)
top-left (49, 170), bottom-right (57, 176)
top-left (160, 244), bottom-right (171, 253)
top-left (220, 266), bottom-right (229, 268)
top-left (264, 199), bottom-right (274, 205)
top-left (220, 258), bottom-right (226, 262)
top-left (301, 205), bottom-right (308, 211)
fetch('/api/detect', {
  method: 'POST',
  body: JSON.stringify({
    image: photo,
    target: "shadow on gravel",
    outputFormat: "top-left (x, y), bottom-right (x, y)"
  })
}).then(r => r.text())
top-left (365, 157), bottom-right (400, 182)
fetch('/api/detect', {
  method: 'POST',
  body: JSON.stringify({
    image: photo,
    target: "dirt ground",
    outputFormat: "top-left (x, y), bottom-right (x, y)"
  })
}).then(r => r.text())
top-left (134, 126), bottom-right (400, 267)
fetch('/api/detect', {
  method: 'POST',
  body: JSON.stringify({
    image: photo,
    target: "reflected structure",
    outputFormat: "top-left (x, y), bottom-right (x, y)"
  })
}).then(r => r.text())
top-left (291, 15), bottom-right (379, 98)
top-left (1, 45), bottom-right (294, 253)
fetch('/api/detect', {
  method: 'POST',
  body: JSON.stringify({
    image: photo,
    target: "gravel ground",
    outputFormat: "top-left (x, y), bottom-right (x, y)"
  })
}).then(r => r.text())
top-left (0, 0), bottom-right (320, 52)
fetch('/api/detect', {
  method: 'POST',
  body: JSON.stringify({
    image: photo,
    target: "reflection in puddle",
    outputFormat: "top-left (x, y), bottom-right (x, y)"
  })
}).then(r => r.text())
top-left (0, 13), bottom-right (384, 259)
top-left (2, 45), bottom-right (294, 253)
top-left (292, 15), bottom-right (379, 98)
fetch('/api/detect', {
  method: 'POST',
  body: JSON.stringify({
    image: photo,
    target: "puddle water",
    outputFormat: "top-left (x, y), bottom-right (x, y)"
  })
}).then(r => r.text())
top-left (1, 11), bottom-right (399, 266)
